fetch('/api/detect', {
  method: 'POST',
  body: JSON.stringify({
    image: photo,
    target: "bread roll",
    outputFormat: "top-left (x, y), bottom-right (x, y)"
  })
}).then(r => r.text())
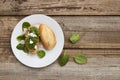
top-left (39, 24), bottom-right (56, 50)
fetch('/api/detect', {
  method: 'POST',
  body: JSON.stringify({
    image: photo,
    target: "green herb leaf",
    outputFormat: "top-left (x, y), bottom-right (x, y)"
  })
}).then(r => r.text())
top-left (16, 43), bottom-right (24, 50)
top-left (16, 34), bottom-right (25, 41)
top-left (74, 54), bottom-right (87, 64)
top-left (22, 22), bottom-right (30, 31)
top-left (23, 47), bottom-right (29, 53)
top-left (16, 43), bottom-right (28, 53)
top-left (29, 26), bottom-right (39, 36)
top-left (58, 51), bottom-right (69, 66)
top-left (37, 50), bottom-right (46, 58)
top-left (25, 36), bottom-right (36, 49)
top-left (70, 34), bottom-right (80, 43)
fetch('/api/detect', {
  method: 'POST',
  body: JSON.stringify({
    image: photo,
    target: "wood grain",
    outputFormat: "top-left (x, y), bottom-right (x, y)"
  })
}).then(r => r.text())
top-left (0, 0), bottom-right (120, 79)
top-left (0, 0), bottom-right (120, 15)
top-left (0, 16), bottom-right (120, 80)
top-left (1, 16), bottom-right (120, 49)
top-left (1, 47), bottom-right (120, 63)
top-left (0, 54), bottom-right (120, 80)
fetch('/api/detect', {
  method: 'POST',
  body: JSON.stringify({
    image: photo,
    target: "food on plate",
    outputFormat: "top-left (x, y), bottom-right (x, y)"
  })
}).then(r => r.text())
top-left (16, 22), bottom-right (40, 54)
top-left (25, 26), bottom-right (39, 54)
top-left (16, 22), bottom-right (57, 59)
top-left (22, 22), bottom-right (30, 31)
top-left (37, 50), bottom-right (46, 58)
top-left (69, 34), bottom-right (80, 43)
top-left (16, 43), bottom-right (28, 53)
top-left (16, 34), bottom-right (25, 41)
top-left (39, 24), bottom-right (56, 50)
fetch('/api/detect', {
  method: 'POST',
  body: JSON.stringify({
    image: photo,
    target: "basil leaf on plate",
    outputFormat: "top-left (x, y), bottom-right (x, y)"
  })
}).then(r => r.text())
top-left (70, 34), bottom-right (80, 43)
top-left (25, 36), bottom-right (36, 49)
top-left (16, 34), bottom-right (25, 41)
top-left (58, 51), bottom-right (69, 66)
top-left (29, 27), bottom-right (39, 36)
top-left (37, 50), bottom-right (46, 58)
top-left (16, 43), bottom-right (28, 53)
top-left (16, 43), bottom-right (24, 50)
top-left (22, 22), bottom-right (30, 31)
top-left (74, 54), bottom-right (87, 64)
top-left (23, 47), bottom-right (29, 53)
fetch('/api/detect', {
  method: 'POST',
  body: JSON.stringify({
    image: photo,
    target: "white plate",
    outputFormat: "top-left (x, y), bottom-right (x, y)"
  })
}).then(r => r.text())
top-left (11, 14), bottom-right (64, 68)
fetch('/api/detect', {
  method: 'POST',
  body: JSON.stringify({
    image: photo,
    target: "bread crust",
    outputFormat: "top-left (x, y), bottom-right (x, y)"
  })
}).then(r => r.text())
top-left (39, 24), bottom-right (56, 50)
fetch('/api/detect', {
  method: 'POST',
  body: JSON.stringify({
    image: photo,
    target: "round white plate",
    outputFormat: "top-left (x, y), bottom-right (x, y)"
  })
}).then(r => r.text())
top-left (11, 14), bottom-right (64, 68)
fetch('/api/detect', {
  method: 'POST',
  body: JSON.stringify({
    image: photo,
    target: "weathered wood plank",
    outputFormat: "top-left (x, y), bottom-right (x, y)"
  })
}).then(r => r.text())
top-left (0, 0), bottom-right (120, 15)
top-left (1, 47), bottom-right (120, 63)
top-left (54, 16), bottom-right (120, 32)
top-left (2, 31), bottom-right (120, 48)
top-left (0, 54), bottom-right (120, 80)
top-left (65, 31), bottom-right (120, 48)
top-left (1, 16), bottom-right (120, 48)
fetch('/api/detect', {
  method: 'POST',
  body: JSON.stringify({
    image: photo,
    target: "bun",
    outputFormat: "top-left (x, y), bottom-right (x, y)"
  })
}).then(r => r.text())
top-left (39, 24), bottom-right (56, 50)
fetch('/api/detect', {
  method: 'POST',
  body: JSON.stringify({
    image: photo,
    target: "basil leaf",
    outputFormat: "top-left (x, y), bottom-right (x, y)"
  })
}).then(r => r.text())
top-left (16, 43), bottom-right (24, 50)
top-left (25, 36), bottom-right (36, 49)
top-left (23, 47), bottom-right (29, 53)
top-left (37, 50), bottom-right (46, 58)
top-left (16, 34), bottom-right (25, 41)
top-left (29, 27), bottom-right (39, 36)
top-left (16, 43), bottom-right (28, 53)
top-left (74, 54), bottom-right (87, 64)
top-left (22, 22), bottom-right (30, 31)
top-left (58, 51), bottom-right (69, 66)
top-left (70, 34), bottom-right (80, 43)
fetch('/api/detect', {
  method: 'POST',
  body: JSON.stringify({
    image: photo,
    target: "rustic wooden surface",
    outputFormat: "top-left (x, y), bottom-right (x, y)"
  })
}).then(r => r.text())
top-left (0, 0), bottom-right (120, 80)
top-left (0, 0), bottom-right (120, 15)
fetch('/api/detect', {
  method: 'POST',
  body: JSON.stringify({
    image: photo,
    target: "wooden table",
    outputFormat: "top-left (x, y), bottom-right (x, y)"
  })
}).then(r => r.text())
top-left (0, 0), bottom-right (120, 80)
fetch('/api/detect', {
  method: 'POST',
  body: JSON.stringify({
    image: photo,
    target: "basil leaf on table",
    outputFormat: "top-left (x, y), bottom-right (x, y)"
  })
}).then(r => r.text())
top-left (37, 50), bottom-right (46, 58)
top-left (22, 22), bottom-right (30, 31)
top-left (58, 51), bottom-right (69, 66)
top-left (16, 34), bottom-right (25, 41)
top-left (70, 34), bottom-right (80, 43)
top-left (74, 54), bottom-right (87, 64)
